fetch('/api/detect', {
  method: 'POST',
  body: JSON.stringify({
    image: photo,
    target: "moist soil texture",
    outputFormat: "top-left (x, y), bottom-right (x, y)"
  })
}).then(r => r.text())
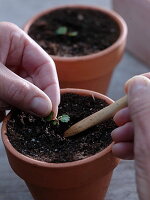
top-left (28, 7), bottom-right (120, 57)
top-left (7, 93), bottom-right (117, 163)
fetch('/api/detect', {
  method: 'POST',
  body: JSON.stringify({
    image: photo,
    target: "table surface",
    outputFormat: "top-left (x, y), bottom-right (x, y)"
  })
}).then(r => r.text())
top-left (0, 0), bottom-right (149, 199)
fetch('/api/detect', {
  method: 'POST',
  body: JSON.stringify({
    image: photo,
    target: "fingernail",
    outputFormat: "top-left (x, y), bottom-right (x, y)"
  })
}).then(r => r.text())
top-left (30, 97), bottom-right (51, 116)
top-left (126, 76), bottom-right (150, 95)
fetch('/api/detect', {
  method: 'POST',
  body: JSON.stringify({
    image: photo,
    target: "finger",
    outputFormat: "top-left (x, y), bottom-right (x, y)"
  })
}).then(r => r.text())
top-left (31, 59), bottom-right (60, 118)
top-left (125, 75), bottom-right (150, 198)
top-left (112, 142), bottom-right (134, 160)
top-left (111, 122), bottom-right (134, 142)
top-left (0, 62), bottom-right (52, 116)
top-left (125, 75), bottom-right (150, 155)
top-left (0, 22), bottom-right (60, 117)
top-left (21, 44), bottom-right (60, 117)
top-left (114, 107), bottom-right (131, 126)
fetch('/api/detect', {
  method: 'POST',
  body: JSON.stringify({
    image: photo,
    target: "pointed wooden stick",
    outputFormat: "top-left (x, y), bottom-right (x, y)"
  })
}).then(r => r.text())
top-left (64, 95), bottom-right (128, 137)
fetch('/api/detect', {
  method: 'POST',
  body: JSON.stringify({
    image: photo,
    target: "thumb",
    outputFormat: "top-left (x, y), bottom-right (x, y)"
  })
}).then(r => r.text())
top-left (126, 75), bottom-right (150, 152)
top-left (0, 63), bottom-right (52, 116)
top-left (125, 75), bottom-right (150, 199)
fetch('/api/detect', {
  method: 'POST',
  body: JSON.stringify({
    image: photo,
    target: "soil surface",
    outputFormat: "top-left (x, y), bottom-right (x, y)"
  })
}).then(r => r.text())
top-left (28, 7), bottom-right (120, 57)
top-left (7, 93), bottom-right (117, 163)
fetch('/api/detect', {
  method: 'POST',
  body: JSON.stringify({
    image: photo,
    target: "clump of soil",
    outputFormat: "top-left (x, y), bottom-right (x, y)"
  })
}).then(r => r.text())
top-left (28, 7), bottom-right (120, 57)
top-left (7, 93), bottom-right (117, 163)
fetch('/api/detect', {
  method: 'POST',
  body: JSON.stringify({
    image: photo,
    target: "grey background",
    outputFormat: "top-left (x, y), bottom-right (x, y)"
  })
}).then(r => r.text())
top-left (0, 0), bottom-right (149, 199)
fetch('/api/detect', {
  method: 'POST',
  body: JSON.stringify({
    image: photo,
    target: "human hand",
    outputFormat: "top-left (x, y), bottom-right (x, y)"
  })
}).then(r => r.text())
top-left (0, 22), bottom-right (60, 121)
top-left (111, 74), bottom-right (150, 199)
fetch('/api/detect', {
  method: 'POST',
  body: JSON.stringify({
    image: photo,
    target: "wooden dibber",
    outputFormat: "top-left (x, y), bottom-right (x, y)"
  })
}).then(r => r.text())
top-left (64, 95), bottom-right (128, 137)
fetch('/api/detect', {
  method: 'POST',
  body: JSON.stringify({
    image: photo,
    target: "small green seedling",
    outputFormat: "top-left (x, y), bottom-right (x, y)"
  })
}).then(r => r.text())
top-left (46, 111), bottom-right (70, 125)
top-left (55, 26), bottom-right (78, 37)
top-left (68, 31), bottom-right (78, 37)
top-left (55, 26), bottom-right (68, 35)
top-left (59, 114), bottom-right (70, 123)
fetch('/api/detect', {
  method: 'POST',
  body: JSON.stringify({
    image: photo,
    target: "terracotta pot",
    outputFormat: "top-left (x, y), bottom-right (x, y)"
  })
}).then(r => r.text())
top-left (1, 88), bottom-right (119, 200)
top-left (23, 5), bottom-right (128, 94)
top-left (113, 0), bottom-right (150, 67)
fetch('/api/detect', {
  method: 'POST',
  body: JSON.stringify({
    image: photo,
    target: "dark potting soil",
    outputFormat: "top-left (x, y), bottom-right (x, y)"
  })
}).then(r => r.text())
top-left (7, 93), bottom-right (117, 163)
top-left (28, 7), bottom-right (120, 57)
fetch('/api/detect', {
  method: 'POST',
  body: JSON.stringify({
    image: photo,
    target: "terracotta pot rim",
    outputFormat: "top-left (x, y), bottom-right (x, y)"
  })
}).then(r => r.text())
top-left (2, 88), bottom-right (115, 169)
top-left (23, 4), bottom-right (128, 62)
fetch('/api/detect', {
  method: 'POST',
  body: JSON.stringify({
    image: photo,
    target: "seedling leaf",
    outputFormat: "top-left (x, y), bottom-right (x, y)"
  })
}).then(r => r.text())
top-left (46, 112), bottom-right (70, 125)
top-left (56, 26), bottom-right (68, 35)
top-left (59, 114), bottom-right (70, 123)
top-left (68, 31), bottom-right (78, 36)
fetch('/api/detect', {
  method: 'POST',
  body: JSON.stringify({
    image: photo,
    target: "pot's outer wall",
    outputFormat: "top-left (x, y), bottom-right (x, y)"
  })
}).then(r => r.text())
top-left (2, 88), bottom-right (119, 200)
top-left (3, 144), bottom-right (118, 188)
top-left (26, 172), bottom-right (113, 200)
